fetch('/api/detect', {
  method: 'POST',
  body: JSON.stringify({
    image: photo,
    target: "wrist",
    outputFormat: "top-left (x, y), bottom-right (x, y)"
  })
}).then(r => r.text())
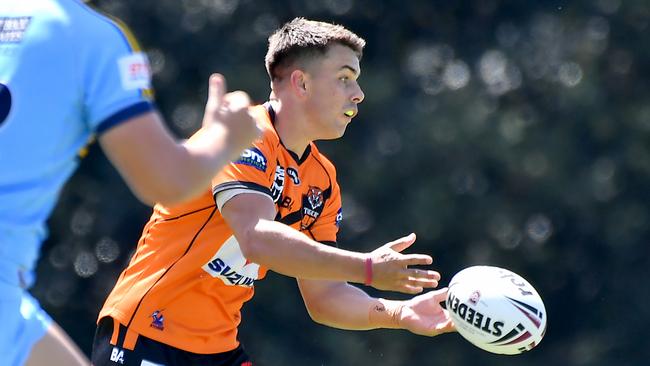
top-left (364, 257), bottom-right (373, 286)
top-left (368, 298), bottom-right (404, 329)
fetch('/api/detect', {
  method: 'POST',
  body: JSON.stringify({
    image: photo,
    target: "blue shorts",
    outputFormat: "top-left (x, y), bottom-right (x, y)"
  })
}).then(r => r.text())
top-left (0, 282), bottom-right (52, 366)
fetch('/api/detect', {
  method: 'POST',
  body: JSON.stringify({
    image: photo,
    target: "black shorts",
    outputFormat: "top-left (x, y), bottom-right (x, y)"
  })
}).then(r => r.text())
top-left (92, 317), bottom-right (252, 366)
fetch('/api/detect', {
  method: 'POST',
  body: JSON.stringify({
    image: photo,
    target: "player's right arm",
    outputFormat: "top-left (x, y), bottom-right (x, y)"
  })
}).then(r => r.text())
top-left (220, 192), bottom-right (440, 294)
top-left (79, 9), bottom-right (259, 206)
top-left (99, 74), bottom-right (260, 206)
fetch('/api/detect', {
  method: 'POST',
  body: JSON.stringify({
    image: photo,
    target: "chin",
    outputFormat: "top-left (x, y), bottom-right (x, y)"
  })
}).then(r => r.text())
top-left (319, 127), bottom-right (347, 141)
top-left (334, 124), bottom-right (349, 138)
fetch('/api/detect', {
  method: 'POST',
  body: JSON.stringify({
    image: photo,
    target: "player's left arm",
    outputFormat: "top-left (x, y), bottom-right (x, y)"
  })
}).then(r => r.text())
top-left (297, 172), bottom-right (452, 335)
top-left (297, 278), bottom-right (455, 336)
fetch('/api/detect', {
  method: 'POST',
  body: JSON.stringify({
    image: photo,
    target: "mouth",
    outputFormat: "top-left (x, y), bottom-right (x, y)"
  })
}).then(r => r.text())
top-left (344, 109), bottom-right (357, 118)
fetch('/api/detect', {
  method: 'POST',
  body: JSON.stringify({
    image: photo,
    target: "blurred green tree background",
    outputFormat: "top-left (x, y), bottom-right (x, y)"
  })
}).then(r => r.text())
top-left (35, 0), bottom-right (650, 365)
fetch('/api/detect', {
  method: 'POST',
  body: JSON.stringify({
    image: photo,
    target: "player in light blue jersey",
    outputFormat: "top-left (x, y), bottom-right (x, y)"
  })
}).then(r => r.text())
top-left (0, 0), bottom-right (260, 364)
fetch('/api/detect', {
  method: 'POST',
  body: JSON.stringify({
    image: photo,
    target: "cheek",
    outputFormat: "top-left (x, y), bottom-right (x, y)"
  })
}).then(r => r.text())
top-left (311, 92), bottom-right (333, 111)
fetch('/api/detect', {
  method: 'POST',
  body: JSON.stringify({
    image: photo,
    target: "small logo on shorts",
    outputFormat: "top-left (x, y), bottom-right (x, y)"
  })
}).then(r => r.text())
top-left (150, 310), bottom-right (164, 330)
top-left (110, 347), bottom-right (125, 364)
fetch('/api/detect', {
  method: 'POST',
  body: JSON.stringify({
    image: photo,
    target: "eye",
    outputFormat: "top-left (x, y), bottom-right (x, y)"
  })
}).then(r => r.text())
top-left (339, 76), bottom-right (349, 83)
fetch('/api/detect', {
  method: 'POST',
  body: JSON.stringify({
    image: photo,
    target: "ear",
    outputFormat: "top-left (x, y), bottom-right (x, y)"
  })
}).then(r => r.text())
top-left (289, 70), bottom-right (309, 98)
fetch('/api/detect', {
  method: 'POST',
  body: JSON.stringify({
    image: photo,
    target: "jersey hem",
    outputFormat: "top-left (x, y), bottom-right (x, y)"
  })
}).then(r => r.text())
top-left (96, 100), bottom-right (155, 134)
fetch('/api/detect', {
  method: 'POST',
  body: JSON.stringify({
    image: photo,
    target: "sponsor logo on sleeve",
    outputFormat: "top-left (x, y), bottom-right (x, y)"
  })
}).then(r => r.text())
top-left (235, 147), bottom-right (267, 172)
top-left (0, 17), bottom-right (31, 43)
top-left (335, 207), bottom-right (343, 227)
top-left (118, 52), bottom-right (152, 91)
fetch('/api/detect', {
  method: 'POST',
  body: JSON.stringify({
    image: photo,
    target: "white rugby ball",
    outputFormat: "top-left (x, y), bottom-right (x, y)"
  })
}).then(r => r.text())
top-left (446, 266), bottom-right (547, 355)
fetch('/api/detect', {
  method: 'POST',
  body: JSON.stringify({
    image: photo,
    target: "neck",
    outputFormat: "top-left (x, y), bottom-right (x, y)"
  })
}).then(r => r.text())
top-left (269, 99), bottom-right (311, 157)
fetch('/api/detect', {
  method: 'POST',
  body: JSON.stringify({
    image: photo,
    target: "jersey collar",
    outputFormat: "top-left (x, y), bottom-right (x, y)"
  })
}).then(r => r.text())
top-left (263, 102), bottom-right (312, 165)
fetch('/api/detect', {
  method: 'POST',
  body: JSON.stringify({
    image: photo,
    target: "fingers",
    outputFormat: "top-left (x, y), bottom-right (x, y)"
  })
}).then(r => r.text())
top-left (402, 277), bottom-right (438, 291)
top-left (207, 73), bottom-right (226, 109)
top-left (400, 254), bottom-right (433, 266)
top-left (430, 287), bottom-right (449, 303)
top-left (385, 233), bottom-right (416, 253)
top-left (400, 285), bottom-right (425, 294)
top-left (432, 318), bottom-right (456, 335)
top-left (405, 268), bottom-right (440, 281)
top-left (406, 278), bottom-right (439, 289)
top-left (223, 90), bottom-right (251, 112)
top-left (394, 270), bottom-right (440, 293)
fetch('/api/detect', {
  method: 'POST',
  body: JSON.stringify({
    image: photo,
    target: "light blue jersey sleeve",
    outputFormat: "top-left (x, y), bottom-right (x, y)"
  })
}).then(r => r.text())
top-left (0, 0), bottom-right (156, 286)
top-left (77, 6), bottom-right (156, 133)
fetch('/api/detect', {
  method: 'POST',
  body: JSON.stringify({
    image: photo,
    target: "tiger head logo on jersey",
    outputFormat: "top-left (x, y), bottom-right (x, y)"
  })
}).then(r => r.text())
top-left (306, 186), bottom-right (323, 209)
top-left (301, 186), bottom-right (325, 230)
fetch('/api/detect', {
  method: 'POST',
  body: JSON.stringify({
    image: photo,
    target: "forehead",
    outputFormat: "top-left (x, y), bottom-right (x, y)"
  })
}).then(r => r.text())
top-left (314, 43), bottom-right (361, 74)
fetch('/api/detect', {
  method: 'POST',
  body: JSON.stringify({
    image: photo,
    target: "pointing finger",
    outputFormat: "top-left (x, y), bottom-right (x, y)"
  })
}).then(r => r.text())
top-left (207, 73), bottom-right (226, 110)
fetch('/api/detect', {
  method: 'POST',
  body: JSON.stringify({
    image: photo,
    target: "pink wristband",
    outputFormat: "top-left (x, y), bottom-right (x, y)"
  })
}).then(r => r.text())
top-left (364, 257), bottom-right (373, 285)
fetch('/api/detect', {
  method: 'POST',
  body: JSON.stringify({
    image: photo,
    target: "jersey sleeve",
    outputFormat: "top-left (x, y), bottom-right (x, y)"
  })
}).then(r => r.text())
top-left (80, 13), bottom-right (155, 134)
top-left (305, 179), bottom-right (342, 245)
top-left (212, 134), bottom-right (277, 210)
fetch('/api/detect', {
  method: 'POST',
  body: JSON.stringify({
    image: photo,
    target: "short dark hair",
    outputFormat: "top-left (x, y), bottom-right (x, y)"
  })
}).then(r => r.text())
top-left (265, 18), bottom-right (366, 81)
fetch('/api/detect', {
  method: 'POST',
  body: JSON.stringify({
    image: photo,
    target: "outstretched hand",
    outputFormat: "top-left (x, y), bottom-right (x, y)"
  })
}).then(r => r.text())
top-left (397, 288), bottom-right (456, 337)
top-left (202, 73), bottom-right (261, 159)
top-left (368, 233), bottom-right (441, 294)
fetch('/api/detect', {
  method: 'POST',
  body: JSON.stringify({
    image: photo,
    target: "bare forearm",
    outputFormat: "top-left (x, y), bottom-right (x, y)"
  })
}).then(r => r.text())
top-left (222, 192), bottom-right (439, 294)
top-left (298, 281), bottom-right (402, 330)
top-left (101, 115), bottom-right (238, 206)
top-left (299, 281), bottom-right (455, 336)
top-left (101, 74), bottom-right (259, 206)
top-left (243, 219), bottom-right (367, 283)
top-left (173, 124), bottom-right (239, 196)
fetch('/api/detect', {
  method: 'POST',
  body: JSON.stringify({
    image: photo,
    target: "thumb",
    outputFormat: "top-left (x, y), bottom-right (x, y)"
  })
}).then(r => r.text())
top-left (386, 233), bottom-right (416, 253)
top-left (207, 73), bottom-right (226, 110)
top-left (430, 287), bottom-right (449, 303)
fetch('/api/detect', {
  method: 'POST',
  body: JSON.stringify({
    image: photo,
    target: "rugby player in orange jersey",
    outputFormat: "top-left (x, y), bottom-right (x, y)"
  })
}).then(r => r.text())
top-left (92, 18), bottom-right (455, 366)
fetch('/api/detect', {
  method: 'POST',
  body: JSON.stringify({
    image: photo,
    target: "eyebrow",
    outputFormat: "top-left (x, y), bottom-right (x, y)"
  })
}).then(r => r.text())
top-left (340, 65), bottom-right (359, 76)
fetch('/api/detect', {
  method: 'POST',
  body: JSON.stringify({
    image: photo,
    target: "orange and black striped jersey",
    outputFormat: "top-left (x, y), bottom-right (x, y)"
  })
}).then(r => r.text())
top-left (98, 103), bottom-right (343, 354)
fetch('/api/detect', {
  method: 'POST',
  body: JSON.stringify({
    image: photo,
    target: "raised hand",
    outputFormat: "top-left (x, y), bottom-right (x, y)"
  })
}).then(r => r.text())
top-left (202, 73), bottom-right (261, 160)
top-left (368, 233), bottom-right (441, 294)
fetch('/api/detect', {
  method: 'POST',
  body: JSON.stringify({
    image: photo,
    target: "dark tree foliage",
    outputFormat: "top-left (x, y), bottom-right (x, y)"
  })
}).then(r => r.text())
top-left (36, 1), bottom-right (649, 365)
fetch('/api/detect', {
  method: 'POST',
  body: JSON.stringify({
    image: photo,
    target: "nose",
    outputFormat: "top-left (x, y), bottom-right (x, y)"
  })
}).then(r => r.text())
top-left (352, 84), bottom-right (364, 104)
